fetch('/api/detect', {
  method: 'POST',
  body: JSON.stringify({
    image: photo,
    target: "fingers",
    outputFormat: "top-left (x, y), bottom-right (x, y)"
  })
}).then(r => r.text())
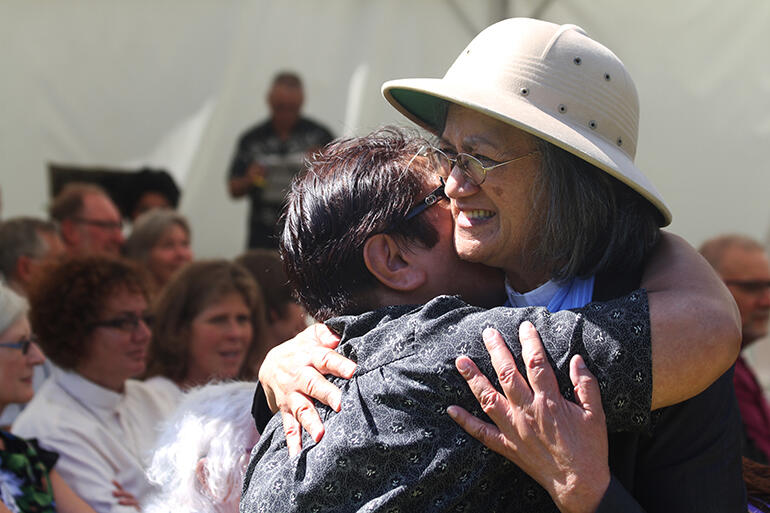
top-left (446, 404), bottom-right (509, 456)
top-left (519, 321), bottom-right (560, 399)
top-left (569, 355), bottom-right (604, 420)
top-left (281, 411), bottom-right (303, 457)
top-left (286, 390), bottom-right (325, 443)
top-left (456, 353), bottom-right (524, 431)
top-left (482, 327), bottom-right (530, 405)
top-left (296, 323), bottom-right (341, 349)
top-left (308, 344), bottom-right (356, 380)
top-left (296, 364), bottom-right (344, 412)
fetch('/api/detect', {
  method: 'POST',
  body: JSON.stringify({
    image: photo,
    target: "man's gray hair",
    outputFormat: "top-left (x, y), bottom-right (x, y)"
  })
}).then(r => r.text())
top-left (144, 381), bottom-right (259, 513)
top-left (125, 209), bottom-right (190, 264)
top-left (0, 217), bottom-right (59, 283)
top-left (699, 234), bottom-right (766, 272)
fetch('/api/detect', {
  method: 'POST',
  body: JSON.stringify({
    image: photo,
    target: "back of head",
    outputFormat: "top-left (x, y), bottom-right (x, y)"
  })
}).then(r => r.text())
top-left (280, 126), bottom-right (439, 321)
top-left (146, 260), bottom-right (265, 382)
top-left (49, 182), bottom-right (108, 222)
top-left (145, 381), bottom-right (258, 513)
top-left (0, 217), bottom-right (59, 285)
top-left (26, 254), bottom-right (150, 369)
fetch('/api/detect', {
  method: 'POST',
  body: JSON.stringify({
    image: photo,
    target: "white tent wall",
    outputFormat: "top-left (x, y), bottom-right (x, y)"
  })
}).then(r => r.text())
top-left (2, 1), bottom-right (770, 392)
top-left (2, 1), bottom-right (768, 255)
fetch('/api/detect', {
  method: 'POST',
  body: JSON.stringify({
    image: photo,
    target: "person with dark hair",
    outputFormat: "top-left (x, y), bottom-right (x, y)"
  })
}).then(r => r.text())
top-left (701, 235), bottom-right (770, 464)
top-left (125, 168), bottom-right (181, 221)
top-left (243, 127), bottom-right (741, 512)
top-left (235, 249), bottom-right (307, 350)
top-left (227, 71), bottom-right (334, 249)
top-left (143, 260), bottom-right (266, 402)
top-left (0, 217), bottom-right (65, 296)
top-left (11, 255), bottom-right (173, 513)
top-left (124, 209), bottom-right (193, 290)
top-left (49, 183), bottom-right (124, 256)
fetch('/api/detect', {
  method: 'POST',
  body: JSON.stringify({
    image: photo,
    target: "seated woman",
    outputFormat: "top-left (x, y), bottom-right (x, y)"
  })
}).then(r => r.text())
top-left (0, 283), bottom-right (100, 513)
top-left (143, 260), bottom-right (266, 403)
top-left (11, 256), bottom-right (174, 513)
top-left (124, 209), bottom-right (193, 291)
top-left (143, 382), bottom-right (259, 513)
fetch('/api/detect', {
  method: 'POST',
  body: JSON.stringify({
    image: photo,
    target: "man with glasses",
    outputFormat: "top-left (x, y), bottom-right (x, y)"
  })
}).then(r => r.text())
top-left (242, 127), bottom-right (740, 512)
top-left (701, 235), bottom-right (770, 463)
top-left (49, 183), bottom-right (124, 256)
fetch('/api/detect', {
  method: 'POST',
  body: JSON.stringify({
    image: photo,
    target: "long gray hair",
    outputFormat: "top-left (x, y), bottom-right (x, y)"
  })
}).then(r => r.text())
top-left (530, 139), bottom-right (661, 281)
top-left (125, 209), bottom-right (190, 264)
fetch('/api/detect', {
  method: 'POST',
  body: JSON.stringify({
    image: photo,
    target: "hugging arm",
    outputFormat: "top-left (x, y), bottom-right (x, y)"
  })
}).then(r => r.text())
top-left (641, 232), bottom-right (741, 408)
top-left (256, 232), bottom-right (741, 444)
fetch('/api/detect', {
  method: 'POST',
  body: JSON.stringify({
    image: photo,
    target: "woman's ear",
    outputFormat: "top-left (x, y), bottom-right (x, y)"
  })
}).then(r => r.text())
top-left (363, 234), bottom-right (426, 292)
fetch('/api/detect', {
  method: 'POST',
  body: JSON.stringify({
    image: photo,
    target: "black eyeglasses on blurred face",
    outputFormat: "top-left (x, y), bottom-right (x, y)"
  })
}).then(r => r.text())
top-left (90, 313), bottom-right (154, 333)
top-left (0, 334), bottom-right (38, 355)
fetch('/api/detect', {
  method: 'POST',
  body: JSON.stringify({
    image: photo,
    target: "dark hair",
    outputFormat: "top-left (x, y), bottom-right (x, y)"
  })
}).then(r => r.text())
top-left (0, 217), bottom-right (59, 282)
top-left (530, 139), bottom-right (661, 281)
top-left (235, 249), bottom-right (295, 318)
top-left (280, 127), bottom-right (439, 321)
top-left (125, 168), bottom-right (181, 219)
top-left (27, 255), bottom-right (151, 369)
top-left (49, 182), bottom-right (108, 222)
top-left (145, 260), bottom-right (266, 383)
top-left (271, 71), bottom-right (302, 89)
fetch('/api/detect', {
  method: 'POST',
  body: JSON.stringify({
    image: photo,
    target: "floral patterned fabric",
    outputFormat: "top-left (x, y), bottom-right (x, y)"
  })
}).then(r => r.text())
top-left (242, 292), bottom-right (653, 513)
top-left (0, 431), bottom-right (58, 513)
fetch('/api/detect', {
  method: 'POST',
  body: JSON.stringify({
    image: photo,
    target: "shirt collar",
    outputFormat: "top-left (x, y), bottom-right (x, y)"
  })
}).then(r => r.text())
top-left (55, 367), bottom-right (123, 417)
top-left (505, 279), bottom-right (560, 307)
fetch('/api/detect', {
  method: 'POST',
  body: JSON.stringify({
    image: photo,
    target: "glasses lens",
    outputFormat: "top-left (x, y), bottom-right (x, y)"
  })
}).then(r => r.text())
top-left (457, 154), bottom-right (485, 185)
top-left (21, 338), bottom-right (31, 355)
top-left (429, 150), bottom-right (453, 179)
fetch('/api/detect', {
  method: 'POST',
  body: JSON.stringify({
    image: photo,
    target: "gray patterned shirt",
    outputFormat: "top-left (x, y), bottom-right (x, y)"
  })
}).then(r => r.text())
top-left (242, 292), bottom-right (651, 512)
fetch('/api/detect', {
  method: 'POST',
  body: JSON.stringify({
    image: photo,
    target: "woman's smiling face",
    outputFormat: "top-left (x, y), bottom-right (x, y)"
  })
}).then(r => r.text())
top-left (439, 105), bottom-right (547, 291)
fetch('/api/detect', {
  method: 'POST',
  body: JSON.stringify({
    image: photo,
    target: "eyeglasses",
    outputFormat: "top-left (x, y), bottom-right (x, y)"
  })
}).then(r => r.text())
top-left (724, 280), bottom-right (770, 295)
top-left (90, 314), bottom-right (154, 333)
top-left (404, 180), bottom-right (448, 221)
top-left (429, 147), bottom-right (540, 186)
top-left (0, 334), bottom-right (38, 355)
top-left (72, 217), bottom-right (123, 231)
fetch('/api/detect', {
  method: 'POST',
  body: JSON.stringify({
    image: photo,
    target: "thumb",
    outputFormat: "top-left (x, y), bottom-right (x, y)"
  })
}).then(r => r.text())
top-left (569, 355), bottom-right (603, 416)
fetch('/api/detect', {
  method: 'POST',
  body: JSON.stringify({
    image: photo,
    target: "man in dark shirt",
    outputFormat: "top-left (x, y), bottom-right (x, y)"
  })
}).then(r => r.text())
top-left (227, 71), bottom-right (334, 248)
top-left (242, 128), bottom-right (744, 512)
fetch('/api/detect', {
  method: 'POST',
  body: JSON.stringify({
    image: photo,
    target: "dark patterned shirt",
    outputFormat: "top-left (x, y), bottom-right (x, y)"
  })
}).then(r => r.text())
top-left (242, 292), bottom-right (652, 512)
top-left (228, 117), bottom-right (334, 248)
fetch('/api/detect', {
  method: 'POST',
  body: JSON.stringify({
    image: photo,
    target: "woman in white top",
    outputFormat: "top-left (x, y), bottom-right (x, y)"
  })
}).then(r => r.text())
top-left (12, 256), bottom-right (175, 513)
